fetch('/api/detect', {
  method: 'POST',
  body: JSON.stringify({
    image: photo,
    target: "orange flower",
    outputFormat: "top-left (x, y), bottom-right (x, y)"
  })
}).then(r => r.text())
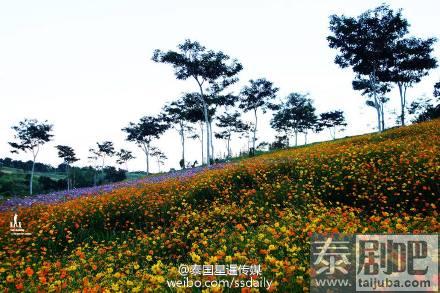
top-left (25, 267), bottom-right (34, 277)
top-left (235, 223), bottom-right (245, 232)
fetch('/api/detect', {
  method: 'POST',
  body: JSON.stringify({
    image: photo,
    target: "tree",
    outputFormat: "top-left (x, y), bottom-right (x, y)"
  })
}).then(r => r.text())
top-left (162, 98), bottom-right (195, 169)
top-left (328, 4), bottom-right (409, 131)
top-left (387, 37), bottom-right (437, 126)
top-left (122, 116), bottom-right (169, 174)
top-left (150, 147), bottom-right (167, 173)
top-left (434, 81), bottom-right (440, 98)
top-left (9, 119), bottom-right (53, 195)
top-left (297, 101), bottom-right (317, 145)
top-left (270, 110), bottom-right (292, 147)
top-left (116, 149), bottom-right (135, 171)
top-left (181, 92), bottom-right (216, 165)
top-left (317, 111), bottom-right (347, 140)
top-left (153, 39), bottom-right (243, 165)
top-left (239, 78), bottom-right (279, 152)
top-left (271, 93), bottom-right (315, 146)
top-left (408, 85), bottom-right (440, 123)
top-left (215, 111), bottom-right (248, 158)
top-left (89, 141), bottom-right (115, 179)
top-left (353, 77), bottom-right (391, 131)
top-left (55, 145), bottom-right (79, 191)
top-left (87, 151), bottom-right (99, 186)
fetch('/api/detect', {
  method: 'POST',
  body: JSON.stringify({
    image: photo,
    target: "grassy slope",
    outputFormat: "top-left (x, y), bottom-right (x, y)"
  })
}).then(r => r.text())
top-left (0, 120), bottom-right (439, 292)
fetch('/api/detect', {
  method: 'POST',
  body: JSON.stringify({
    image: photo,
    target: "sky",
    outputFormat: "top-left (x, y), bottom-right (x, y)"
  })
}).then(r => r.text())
top-left (1, 0), bottom-right (439, 172)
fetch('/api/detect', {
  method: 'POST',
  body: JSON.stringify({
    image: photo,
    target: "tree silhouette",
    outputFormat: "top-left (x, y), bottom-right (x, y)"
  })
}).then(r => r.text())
top-left (353, 77), bottom-right (391, 131)
top-left (271, 93), bottom-right (315, 146)
top-left (89, 141), bottom-right (115, 179)
top-left (317, 111), bottom-right (347, 140)
top-left (150, 147), bottom-right (167, 173)
top-left (388, 37), bottom-right (437, 125)
top-left (215, 111), bottom-right (248, 158)
top-left (328, 4), bottom-right (409, 131)
top-left (116, 149), bottom-right (135, 171)
top-left (162, 97), bottom-right (196, 169)
top-left (122, 116), bottom-right (169, 174)
top-left (55, 145), bottom-right (79, 191)
top-left (181, 92), bottom-right (216, 165)
top-left (153, 39), bottom-right (242, 165)
top-left (9, 119), bottom-right (53, 195)
top-left (239, 78), bottom-right (279, 153)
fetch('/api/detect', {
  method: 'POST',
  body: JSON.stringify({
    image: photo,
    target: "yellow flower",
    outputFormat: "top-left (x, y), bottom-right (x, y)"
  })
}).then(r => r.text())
top-left (131, 286), bottom-right (142, 292)
top-left (6, 275), bottom-right (14, 283)
top-left (152, 261), bottom-right (163, 274)
top-left (146, 255), bottom-right (153, 261)
top-left (191, 252), bottom-right (201, 263)
top-left (225, 255), bottom-right (232, 263)
top-left (111, 283), bottom-right (119, 291)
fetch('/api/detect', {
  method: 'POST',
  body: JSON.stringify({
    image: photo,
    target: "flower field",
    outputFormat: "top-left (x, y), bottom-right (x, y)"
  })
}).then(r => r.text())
top-left (0, 120), bottom-right (439, 292)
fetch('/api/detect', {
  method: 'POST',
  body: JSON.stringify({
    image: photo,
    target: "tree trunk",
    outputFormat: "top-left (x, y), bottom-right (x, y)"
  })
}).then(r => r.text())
top-left (398, 83), bottom-right (407, 126)
top-left (381, 103), bottom-right (385, 131)
top-left (146, 146), bottom-right (150, 175)
top-left (304, 131), bottom-right (308, 145)
top-left (101, 157), bottom-right (105, 180)
top-left (196, 80), bottom-right (211, 166)
top-left (294, 129), bottom-right (298, 146)
top-left (209, 120), bottom-right (214, 161)
top-left (200, 122), bottom-right (204, 165)
top-left (330, 127), bottom-right (336, 140)
top-left (180, 125), bottom-right (185, 169)
top-left (227, 135), bottom-right (231, 158)
top-left (371, 67), bottom-right (382, 132)
top-left (376, 105), bottom-right (382, 132)
top-left (66, 164), bottom-right (70, 191)
top-left (253, 109), bottom-right (258, 151)
top-left (30, 158), bottom-right (35, 195)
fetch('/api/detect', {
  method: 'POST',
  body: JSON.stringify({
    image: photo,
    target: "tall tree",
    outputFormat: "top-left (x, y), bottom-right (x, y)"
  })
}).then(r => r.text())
top-left (353, 77), bottom-right (391, 131)
top-left (150, 147), bottom-right (167, 173)
top-left (181, 92), bottom-right (216, 165)
top-left (122, 116), bottom-right (169, 174)
top-left (299, 102), bottom-right (317, 145)
top-left (116, 149), bottom-right (135, 171)
top-left (270, 110), bottom-right (292, 147)
top-left (9, 119), bottom-right (53, 195)
top-left (317, 111), bottom-right (347, 140)
top-left (153, 39), bottom-right (243, 165)
top-left (162, 98), bottom-right (194, 169)
top-left (271, 93), bottom-right (314, 146)
top-left (328, 4), bottom-right (409, 131)
top-left (89, 141), bottom-right (115, 179)
top-left (55, 145), bottom-right (79, 191)
top-left (239, 78), bottom-right (279, 153)
top-left (389, 37), bottom-right (437, 125)
top-left (215, 111), bottom-right (248, 158)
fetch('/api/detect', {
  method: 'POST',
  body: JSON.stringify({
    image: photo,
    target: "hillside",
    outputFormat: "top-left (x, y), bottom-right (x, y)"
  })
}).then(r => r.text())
top-left (0, 120), bottom-right (439, 292)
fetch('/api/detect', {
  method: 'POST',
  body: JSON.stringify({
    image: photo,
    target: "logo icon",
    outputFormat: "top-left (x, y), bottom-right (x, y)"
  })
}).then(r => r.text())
top-left (10, 213), bottom-right (31, 236)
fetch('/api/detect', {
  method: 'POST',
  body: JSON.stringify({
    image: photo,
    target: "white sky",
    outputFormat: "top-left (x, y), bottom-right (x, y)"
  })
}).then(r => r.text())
top-left (1, 0), bottom-right (439, 172)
